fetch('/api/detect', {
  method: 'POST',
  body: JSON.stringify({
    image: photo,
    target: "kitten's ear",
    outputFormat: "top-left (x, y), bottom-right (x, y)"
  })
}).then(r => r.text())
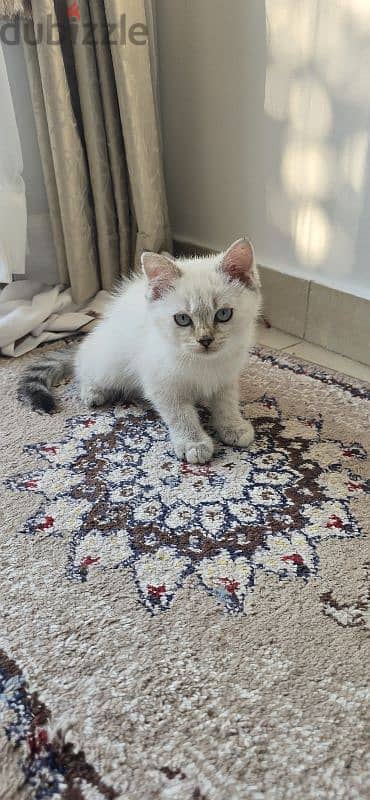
top-left (220, 238), bottom-right (260, 289)
top-left (141, 252), bottom-right (181, 301)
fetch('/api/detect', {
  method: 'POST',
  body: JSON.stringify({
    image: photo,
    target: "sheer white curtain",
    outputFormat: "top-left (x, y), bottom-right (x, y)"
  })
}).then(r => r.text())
top-left (0, 41), bottom-right (27, 283)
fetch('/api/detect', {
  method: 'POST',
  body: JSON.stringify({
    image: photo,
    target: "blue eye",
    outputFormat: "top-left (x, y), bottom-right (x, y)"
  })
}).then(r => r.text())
top-left (174, 313), bottom-right (192, 327)
top-left (215, 307), bottom-right (233, 323)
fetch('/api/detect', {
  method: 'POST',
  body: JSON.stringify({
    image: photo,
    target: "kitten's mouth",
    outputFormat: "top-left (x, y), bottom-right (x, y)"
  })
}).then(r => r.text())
top-left (194, 345), bottom-right (219, 355)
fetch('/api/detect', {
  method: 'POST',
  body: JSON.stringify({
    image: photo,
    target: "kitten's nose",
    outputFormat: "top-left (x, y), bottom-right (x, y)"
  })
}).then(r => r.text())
top-left (198, 336), bottom-right (214, 349)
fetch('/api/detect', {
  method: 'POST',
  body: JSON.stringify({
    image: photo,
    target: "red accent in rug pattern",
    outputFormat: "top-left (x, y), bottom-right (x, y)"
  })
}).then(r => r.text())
top-left (326, 515), bottom-right (344, 530)
top-left (281, 553), bottom-right (304, 566)
top-left (147, 584), bottom-right (166, 598)
top-left (347, 480), bottom-right (365, 492)
top-left (37, 516), bottom-right (55, 531)
top-left (219, 577), bottom-right (240, 594)
top-left (80, 556), bottom-right (101, 568)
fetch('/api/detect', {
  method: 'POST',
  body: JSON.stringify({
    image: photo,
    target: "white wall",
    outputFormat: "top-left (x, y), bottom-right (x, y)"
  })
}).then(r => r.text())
top-left (1, 37), bottom-right (57, 283)
top-left (156, 0), bottom-right (370, 300)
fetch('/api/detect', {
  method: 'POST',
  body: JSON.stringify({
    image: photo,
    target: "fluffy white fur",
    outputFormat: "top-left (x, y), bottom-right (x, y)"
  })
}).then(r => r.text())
top-left (76, 239), bottom-right (261, 463)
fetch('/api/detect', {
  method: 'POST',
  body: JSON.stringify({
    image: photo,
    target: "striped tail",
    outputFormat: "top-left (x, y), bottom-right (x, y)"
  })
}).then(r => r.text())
top-left (17, 350), bottom-right (74, 413)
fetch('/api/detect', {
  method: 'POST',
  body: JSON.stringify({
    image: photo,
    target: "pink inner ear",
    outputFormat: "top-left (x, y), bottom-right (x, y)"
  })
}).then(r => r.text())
top-left (150, 268), bottom-right (176, 301)
top-left (142, 253), bottom-right (180, 300)
top-left (221, 239), bottom-right (255, 287)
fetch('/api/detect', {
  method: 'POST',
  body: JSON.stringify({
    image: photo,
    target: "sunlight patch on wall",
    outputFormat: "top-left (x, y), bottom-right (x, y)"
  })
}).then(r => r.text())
top-left (268, 0), bottom-right (319, 68)
top-left (341, 131), bottom-right (368, 193)
top-left (314, 3), bottom-right (348, 90)
top-left (314, 4), bottom-right (370, 105)
top-left (292, 203), bottom-right (331, 267)
top-left (282, 140), bottom-right (334, 200)
top-left (343, 0), bottom-right (370, 32)
top-left (265, 0), bottom-right (370, 285)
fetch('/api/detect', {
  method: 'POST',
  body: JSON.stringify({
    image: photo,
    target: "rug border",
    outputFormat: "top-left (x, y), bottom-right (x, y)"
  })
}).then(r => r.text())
top-left (252, 345), bottom-right (370, 400)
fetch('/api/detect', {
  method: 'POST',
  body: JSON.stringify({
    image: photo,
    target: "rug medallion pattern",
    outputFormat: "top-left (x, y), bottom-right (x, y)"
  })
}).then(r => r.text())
top-left (7, 392), bottom-right (369, 613)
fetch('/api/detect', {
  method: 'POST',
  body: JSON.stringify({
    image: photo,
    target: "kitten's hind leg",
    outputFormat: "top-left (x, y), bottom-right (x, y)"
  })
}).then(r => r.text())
top-left (80, 380), bottom-right (137, 409)
top-left (80, 383), bottom-right (112, 408)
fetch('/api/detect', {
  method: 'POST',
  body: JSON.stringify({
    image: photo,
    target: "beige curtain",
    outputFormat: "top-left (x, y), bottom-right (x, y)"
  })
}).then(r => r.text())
top-left (18, 0), bottom-right (171, 303)
top-left (0, 1), bottom-right (32, 15)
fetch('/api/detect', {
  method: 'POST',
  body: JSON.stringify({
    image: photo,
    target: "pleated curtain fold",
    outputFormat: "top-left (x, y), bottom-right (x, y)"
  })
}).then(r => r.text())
top-left (13, 0), bottom-right (170, 303)
top-left (0, 1), bottom-right (32, 16)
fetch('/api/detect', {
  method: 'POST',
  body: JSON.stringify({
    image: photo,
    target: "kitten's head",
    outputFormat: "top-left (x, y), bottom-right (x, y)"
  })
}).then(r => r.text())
top-left (141, 238), bottom-right (261, 358)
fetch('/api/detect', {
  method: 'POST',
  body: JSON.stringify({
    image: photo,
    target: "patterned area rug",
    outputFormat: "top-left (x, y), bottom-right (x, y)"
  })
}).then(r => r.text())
top-left (1, 345), bottom-right (369, 800)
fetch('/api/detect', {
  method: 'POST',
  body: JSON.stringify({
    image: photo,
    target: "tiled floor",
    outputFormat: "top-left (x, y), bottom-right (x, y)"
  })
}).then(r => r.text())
top-left (256, 324), bottom-right (370, 383)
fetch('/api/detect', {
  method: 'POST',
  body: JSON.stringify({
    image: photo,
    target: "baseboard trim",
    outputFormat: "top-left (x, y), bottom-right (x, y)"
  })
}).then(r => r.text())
top-left (173, 239), bottom-right (370, 367)
top-left (174, 239), bottom-right (217, 257)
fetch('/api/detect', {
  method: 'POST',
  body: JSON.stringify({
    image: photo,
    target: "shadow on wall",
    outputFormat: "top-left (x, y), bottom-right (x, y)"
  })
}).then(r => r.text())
top-left (265, 0), bottom-right (370, 292)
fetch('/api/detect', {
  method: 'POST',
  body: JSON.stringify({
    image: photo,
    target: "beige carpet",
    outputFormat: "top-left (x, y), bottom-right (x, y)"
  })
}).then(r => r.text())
top-left (0, 345), bottom-right (369, 800)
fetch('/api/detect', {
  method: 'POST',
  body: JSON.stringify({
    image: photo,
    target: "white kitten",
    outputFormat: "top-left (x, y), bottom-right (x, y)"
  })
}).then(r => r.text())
top-left (19, 239), bottom-right (262, 463)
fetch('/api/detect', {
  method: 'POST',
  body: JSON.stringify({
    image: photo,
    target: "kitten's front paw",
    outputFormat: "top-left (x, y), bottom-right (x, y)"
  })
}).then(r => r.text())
top-left (173, 437), bottom-right (214, 464)
top-left (217, 420), bottom-right (255, 448)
